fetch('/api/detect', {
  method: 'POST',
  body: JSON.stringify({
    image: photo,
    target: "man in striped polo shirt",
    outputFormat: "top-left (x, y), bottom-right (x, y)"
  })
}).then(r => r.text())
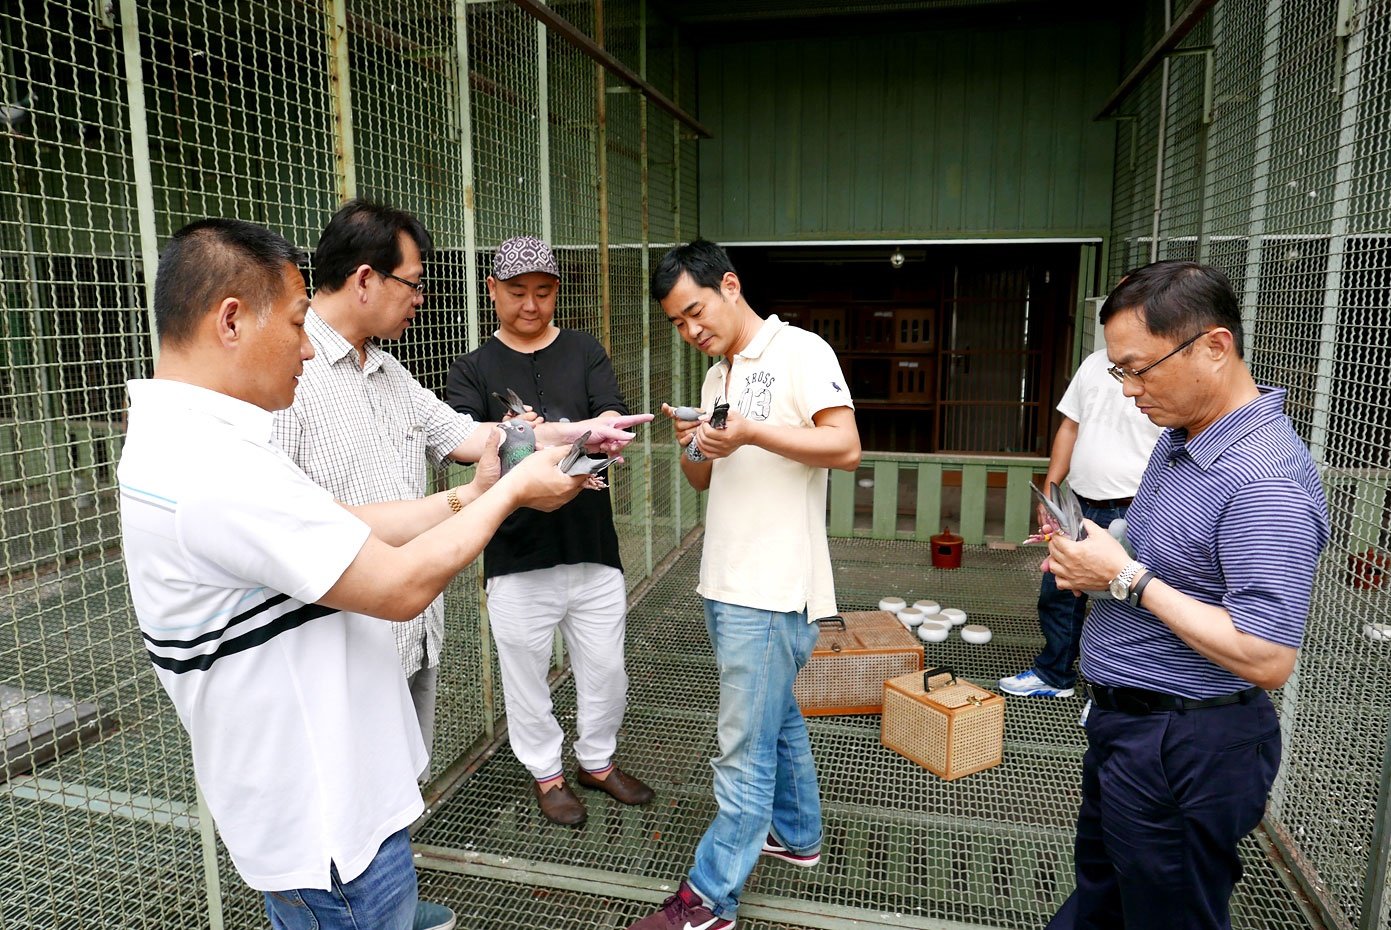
top-left (1043, 261), bottom-right (1328, 930)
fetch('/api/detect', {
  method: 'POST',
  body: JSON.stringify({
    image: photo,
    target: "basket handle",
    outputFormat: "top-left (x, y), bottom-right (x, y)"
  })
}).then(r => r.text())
top-left (815, 615), bottom-right (846, 631)
top-left (923, 665), bottom-right (957, 691)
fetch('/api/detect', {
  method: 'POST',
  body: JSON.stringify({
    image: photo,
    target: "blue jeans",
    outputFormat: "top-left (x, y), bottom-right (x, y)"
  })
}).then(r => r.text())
top-left (264, 828), bottom-right (417, 930)
top-left (1034, 502), bottom-right (1126, 689)
top-left (689, 599), bottom-right (822, 920)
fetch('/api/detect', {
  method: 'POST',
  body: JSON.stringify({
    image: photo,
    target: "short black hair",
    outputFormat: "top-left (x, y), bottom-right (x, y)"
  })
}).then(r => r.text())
top-left (650, 239), bottom-right (735, 302)
top-left (312, 198), bottom-right (434, 292)
top-left (154, 218), bottom-right (305, 347)
top-left (1100, 260), bottom-right (1244, 359)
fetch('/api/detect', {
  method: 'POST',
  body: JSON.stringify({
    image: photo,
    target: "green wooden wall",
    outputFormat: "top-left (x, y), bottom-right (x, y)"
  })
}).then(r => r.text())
top-left (697, 18), bottom-right (1121, 242)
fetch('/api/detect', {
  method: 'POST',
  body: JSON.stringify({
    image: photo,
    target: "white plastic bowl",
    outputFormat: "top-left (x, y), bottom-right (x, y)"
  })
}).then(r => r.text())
top-left (917, 620), bottom-right (950, 643)
top-left (897, 607), bottom-right (925, 628)
top-left (1363, 623), bottom-right (1391, 643)
top-left (960, 624), bottom-right (992, 645)
top-left (940, 607), bottom-right (968, 626)
top-left (878, 597), bottom-right (907, 615)
top-left (912, 599), bottom-right (941, 616)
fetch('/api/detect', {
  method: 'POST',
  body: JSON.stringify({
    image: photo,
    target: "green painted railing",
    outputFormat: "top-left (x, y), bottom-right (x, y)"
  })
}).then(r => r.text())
top-left (829, 451), bottom-right (1050, 545)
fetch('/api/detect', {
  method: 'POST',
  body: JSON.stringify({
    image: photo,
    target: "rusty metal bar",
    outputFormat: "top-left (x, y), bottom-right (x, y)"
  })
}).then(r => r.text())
top-left (1094, 0), bottom-right (1220, 120)
top-left (509, 0), bottom-right (712, 138)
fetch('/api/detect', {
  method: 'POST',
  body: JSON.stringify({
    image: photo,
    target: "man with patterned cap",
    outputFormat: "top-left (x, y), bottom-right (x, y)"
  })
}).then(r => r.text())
top-left (446, 235), bottom-right (654, 826)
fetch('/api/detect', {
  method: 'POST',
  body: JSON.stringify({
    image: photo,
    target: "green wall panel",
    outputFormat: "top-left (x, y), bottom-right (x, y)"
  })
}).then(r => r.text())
top-left (698, 19), bottom-right (1121, 242)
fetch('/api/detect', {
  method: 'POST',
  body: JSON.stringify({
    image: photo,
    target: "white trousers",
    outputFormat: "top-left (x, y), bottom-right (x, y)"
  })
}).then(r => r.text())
top-left (486, 563), bottom-right (629, 780)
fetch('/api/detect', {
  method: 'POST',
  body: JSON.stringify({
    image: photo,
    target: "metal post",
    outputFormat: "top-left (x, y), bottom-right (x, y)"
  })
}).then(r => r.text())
top-left (453, 0), bottom-right (491, 734)
top-left (639, 0), bottom-right (653, 574)
top-left (670, 25), bottom-right (685, 530)
top-left (120, 1), bottom-right (225, 922)
top-left (195, 786), bottom-right (226, 930)
top-left (1309, 1), bottom-right (1364, 463)
top-left (595, 0), bottom-right (611, 353)
top-left (326, 0), bottom-right (358, 201)
top-left (1359, 701), bottom-right (1391, 929)
top-left (1149, 0), bottom-right (1173, 263)
top-left (118, 0), bottom-right (162, 361)
top-left (1239, 0), bottom-right (1284, 339)
top-left (537, 9), bottom-right (552, 242)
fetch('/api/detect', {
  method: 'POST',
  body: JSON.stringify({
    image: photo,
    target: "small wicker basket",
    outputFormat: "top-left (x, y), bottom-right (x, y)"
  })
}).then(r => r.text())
top-left (881, 666), bottom-right (1004, 780)
top-left (793, 611), bottom-right (923, 716)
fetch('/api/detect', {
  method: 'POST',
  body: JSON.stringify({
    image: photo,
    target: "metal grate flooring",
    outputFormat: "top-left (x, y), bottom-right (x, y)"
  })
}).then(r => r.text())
top-left (414, 536), bottom-right (1320, 929)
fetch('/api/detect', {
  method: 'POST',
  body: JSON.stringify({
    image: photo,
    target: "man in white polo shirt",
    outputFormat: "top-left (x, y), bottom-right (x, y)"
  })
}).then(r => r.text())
top-left (118, 218), bottom-right (590, 930)
top-left (630, 239), bottom-right (862, 930)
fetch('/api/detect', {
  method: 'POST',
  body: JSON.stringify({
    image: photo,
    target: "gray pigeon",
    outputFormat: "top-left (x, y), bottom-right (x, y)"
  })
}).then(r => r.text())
top-left (559, 430), bottom-right (620, 477)
top-left (0, 90), bottom-right (31, 134)
top-left (496, 419), bottom-right (536, 475)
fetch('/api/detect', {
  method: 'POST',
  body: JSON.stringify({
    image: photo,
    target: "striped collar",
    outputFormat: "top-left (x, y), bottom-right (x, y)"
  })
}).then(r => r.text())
top-left (127, 378), bottom-right (274, 445)
top-left (1166, 386), bottom-right (1289, 471)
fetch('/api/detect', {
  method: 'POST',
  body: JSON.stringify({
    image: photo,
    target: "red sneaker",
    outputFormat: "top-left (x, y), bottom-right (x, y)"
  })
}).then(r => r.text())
top-left (759, 833), bottom-right (821, 867)
top-left (626, 881), bottom-right (734, 930)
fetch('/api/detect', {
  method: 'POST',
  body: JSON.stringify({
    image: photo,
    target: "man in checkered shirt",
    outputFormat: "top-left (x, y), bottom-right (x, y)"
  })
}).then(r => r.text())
top-left (272, 200), bottom-right (650, 787)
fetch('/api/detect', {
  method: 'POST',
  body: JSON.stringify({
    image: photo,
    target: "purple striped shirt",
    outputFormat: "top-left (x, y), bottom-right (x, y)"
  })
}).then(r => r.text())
top-left (1080, 387), bottom-right (1329, 699)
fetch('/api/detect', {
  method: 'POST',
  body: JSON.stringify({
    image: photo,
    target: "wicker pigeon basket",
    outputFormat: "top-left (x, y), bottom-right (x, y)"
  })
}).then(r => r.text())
top-left (881, 666), bottom-right (1004, 780)
top-left (793, 611), bottom-right (923, 716)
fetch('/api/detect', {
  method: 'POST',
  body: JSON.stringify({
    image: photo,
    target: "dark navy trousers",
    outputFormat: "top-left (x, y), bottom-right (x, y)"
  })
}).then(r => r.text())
top-left (1047, 692), bottom-right (1281, 930)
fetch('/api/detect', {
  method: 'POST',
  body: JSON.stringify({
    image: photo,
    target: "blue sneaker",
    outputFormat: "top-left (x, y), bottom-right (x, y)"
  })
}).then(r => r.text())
top-left (414, 901), bottom-right (457, 930)
top-left (998, 669), bottom-right (1075, 698)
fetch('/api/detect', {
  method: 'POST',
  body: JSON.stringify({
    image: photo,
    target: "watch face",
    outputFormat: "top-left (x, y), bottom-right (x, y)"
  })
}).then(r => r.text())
top-left (1110, 578), bottom-right (1129, 600)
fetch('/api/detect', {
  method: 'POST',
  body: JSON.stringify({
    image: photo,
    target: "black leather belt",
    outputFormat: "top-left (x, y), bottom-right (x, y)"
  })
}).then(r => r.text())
top-left (1075, 495), bottom-right (1134, 510)
top-left (1087, 684), bottom-right (1262, 715)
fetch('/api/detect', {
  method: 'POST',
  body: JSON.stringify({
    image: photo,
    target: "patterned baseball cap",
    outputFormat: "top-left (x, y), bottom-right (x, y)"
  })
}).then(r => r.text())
top-left (492, 235), bottom-right (560, 281)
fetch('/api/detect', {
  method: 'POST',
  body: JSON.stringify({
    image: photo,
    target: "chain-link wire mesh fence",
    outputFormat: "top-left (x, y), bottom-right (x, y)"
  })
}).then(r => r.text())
top-left (1107, 2), bottom-right (1391, 927)
top-left (1, 0), bottom-right (701, 925)
top-left (10, 0), bottom-right (1388, 928)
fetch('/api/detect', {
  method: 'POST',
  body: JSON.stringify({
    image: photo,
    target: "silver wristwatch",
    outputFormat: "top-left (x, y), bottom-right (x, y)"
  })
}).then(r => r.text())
top-left (1109, 561), bottom-right (1146, 601)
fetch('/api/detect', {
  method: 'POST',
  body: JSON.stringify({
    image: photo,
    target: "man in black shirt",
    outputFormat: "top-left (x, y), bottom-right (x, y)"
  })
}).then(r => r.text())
top-left (446, 236), bottom-right (654, 826)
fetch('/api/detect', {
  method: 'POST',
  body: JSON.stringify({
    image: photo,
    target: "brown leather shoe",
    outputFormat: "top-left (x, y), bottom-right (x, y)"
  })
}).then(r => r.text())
top-left (534, 780), bottom-right (587, 826)
top-left (576, 764), bottom-right (655, 805)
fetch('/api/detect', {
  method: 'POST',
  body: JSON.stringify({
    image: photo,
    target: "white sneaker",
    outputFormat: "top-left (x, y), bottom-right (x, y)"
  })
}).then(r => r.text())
top-left (997, 669), bottom-right (1075, 698)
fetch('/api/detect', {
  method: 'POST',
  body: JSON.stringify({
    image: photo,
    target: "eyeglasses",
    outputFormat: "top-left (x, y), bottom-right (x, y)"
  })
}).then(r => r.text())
top-left (1107, 329), bottom-right (1213, 384)
top-left (374, 268), bottom-right (426, 295)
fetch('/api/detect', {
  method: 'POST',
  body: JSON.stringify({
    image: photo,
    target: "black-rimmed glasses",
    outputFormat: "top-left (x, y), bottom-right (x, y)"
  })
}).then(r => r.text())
top-left (374, 268), bottom-right (426, 295)
top-left (1107, 329), bottom-right (1213, 385)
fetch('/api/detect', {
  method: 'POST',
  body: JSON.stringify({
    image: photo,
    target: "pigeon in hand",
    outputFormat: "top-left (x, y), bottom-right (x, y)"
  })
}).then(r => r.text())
top-left (559, 430), bottom-right (620, 477)
top-left (496, 419), bottom-right (536, 475)
top-left (491, 388), bottom-right (529, 418)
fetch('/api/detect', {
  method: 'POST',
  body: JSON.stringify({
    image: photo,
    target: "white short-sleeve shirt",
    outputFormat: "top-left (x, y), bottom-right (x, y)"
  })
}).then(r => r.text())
top-left (1058, 349), bottom-right (1164, 500)
top-left (118, 379), bottom-right (426, 892)
top-left (697, 317), bottom-right (853, 620)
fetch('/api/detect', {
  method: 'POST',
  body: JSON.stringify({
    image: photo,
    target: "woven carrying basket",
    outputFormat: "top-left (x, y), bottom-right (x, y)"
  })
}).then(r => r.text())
top-left (881, 665), bottom-right (1004, 780)
top-left (793, 611), bottom-right (923, 716)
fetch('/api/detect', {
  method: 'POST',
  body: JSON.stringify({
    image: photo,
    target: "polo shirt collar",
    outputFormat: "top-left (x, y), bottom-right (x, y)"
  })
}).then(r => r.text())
top-left (1175, 386), bottom-right (1288, 470)
top-left (307, 306), bottom-right (385, 374)
top-left (731, 315), bottom-right (787, 361)
top-left (127, 378), bottom-right (275, 445)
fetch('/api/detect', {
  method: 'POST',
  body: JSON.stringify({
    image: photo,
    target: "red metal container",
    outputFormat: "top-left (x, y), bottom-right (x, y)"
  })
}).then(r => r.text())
top-left (931, 528), bottom-right (963, 569)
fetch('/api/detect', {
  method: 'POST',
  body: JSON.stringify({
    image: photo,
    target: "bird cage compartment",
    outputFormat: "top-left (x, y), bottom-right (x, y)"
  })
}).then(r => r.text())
top-left (893, 308), bottom-right (936, 351)
top-left (793, 612), bottom-right (924, 716)
top-left (809, 307), bottom-right (849, 349)
top-left (890, 357), bottom-right (935, 403)
top-left (857, 308), bottom-right (897, 350)
top-left (881, 666), bottom-right (1004, 780)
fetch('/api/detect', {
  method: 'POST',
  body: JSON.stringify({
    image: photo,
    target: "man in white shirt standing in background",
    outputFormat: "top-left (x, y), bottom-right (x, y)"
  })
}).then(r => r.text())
top-left (1000, 275), bottom-right (1164, 700)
